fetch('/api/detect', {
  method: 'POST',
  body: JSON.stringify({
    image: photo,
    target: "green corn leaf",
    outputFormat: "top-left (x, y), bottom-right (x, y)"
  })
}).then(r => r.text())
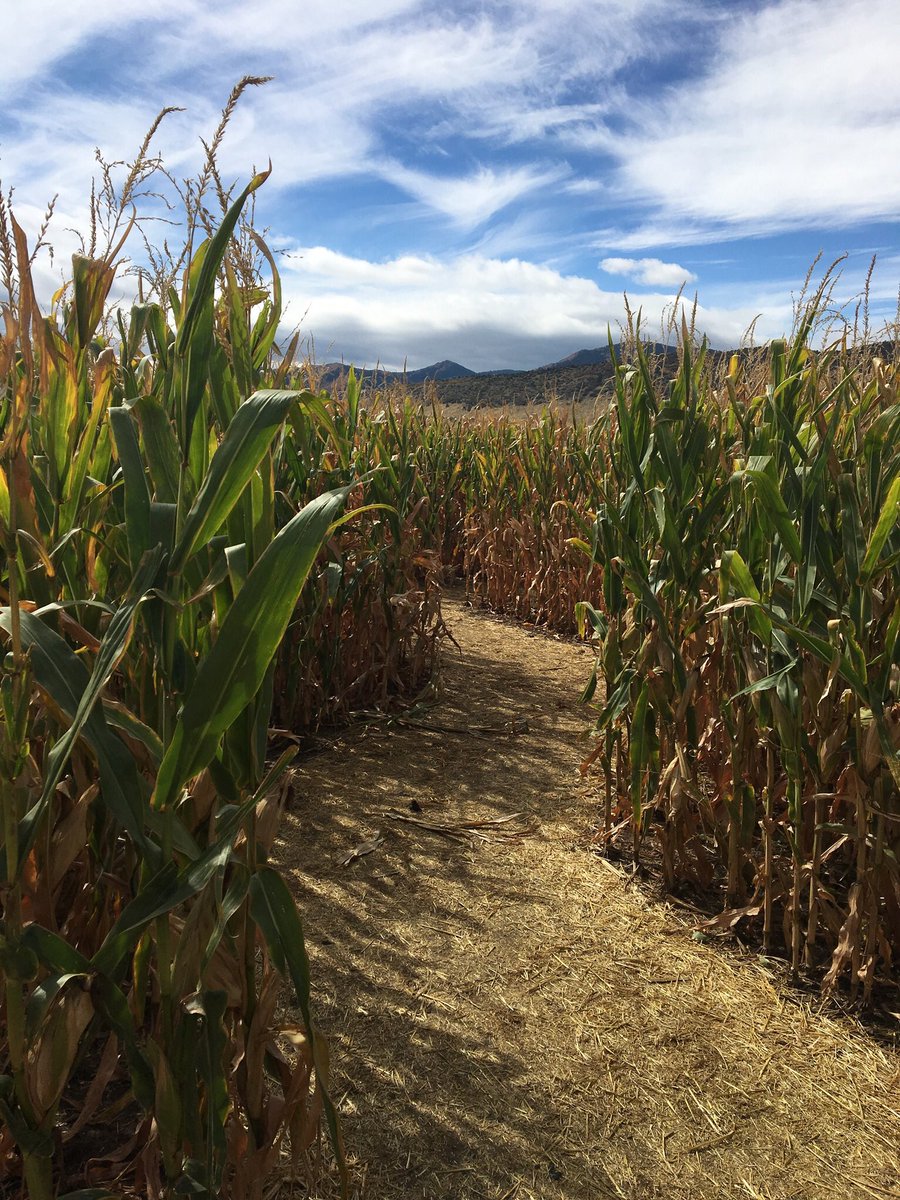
top-left (249, 229), bottom-right (284, 371)
top-left (713, 598), bottom-right (868, 697)
top-left (91, 789), bottom-right (253, 977)
top-left (155, 486), bottom-right (349, 809)
top-left (575, 600), bottom-right (608, 641)
top-left (70, 254), bottom-right (118, 353)
top-left (144, 1039), bottom-right (182, 1177)
top-left (134, 395), bottom-right (181, 504)
top-left (57, 1191), bottom-right (123, 1200)
top-left (60, 349), bottom-right (113, 531)
top-left (178, 240), bottom-right (216, 457)
top-left (15, 548), bottom-right (163, 866)
top-left (249, 867), bottom-right (312, 1027)
top-left (170, 390), bottom-right (303, 573)
top-left (21, 925), bottom-right (155, 1109)
top-left (860, 473), bottom-right (900, 579)
top-left (0, 1096), bottom-right (54, 1158)
top-left (648, 486), bottom-right (666, 537)
top-left (621, 565), bottom-right (686, 689)
top-left (175, 166), bottom-right (270, 359)
top-left (25, 970), bottom-right (87, 1042)
top-left (727, 659), bottom-right (798, 704)
top-left (0, 603), bottom-right (158, 871)
top-left (102, 700), bottom-right (164, 765)
top-left (630, 680), bottom-right (651, 825)
top-left (796, 499), bottom-right (818, 616)
top-left (226, 261), bottom-right (255, 399)
top-left (201, 867), bottom-right (250, 974)
top-left (185, 990), bottom-right (229, 1191)
top-left (41, 340), bottom-right (76, 494)
top-left (838, 473), bottom-right (864, 584)
top-left (174, 173), bottom-right (271, 448)
top-left (579, 664), bottom-right (598, 704)
top-left (739, 469), bottom-right (803, 565)
top-left (592, 667), bottom-right (637, 732)
top-left (110, 406), bottom-right (153, 570)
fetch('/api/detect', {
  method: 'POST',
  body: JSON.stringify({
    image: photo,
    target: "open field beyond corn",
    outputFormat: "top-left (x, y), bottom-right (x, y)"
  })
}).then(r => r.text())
top-left (281, 597), bottom-right (900, 1200)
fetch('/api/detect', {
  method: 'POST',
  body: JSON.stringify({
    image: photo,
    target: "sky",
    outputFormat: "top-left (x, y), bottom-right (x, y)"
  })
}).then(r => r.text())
top-left (1, 0), bottom-right (899, 371)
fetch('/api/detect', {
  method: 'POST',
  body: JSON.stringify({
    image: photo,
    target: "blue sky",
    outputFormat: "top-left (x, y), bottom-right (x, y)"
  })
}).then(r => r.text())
top-left (2, 0), bottom-right (899, 370)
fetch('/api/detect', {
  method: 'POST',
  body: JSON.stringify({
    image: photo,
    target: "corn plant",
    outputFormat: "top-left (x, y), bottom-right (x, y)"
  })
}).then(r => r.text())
top-left (274, 383), bottom-right (445, 730)
top-left (571, 313), bottom-right (900, 999)
top-left (0, 171), bottom-right (353, 1198)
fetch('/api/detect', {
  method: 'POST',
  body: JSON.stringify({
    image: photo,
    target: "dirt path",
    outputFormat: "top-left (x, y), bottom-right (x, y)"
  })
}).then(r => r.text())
top-left (278, 597), bottom-right (900, 1200)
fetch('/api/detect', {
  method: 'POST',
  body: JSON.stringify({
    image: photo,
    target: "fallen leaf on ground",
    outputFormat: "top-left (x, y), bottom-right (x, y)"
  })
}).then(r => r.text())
top-left (338, 833), bottom-right (385, 867)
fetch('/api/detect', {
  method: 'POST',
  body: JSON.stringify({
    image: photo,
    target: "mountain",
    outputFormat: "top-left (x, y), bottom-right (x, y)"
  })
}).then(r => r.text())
top-left (546, 343), bottom-right (671, 369)
top-left (313, 358), bottom-right (474, 390)
top-left (311, 342), bottom-right (681, 409)
top-left (432, 358), bottom-right (620, 409)
top-left (307, 338), bottom-right (899, 410)
top-left (405, 360), bottom-right (475, 383)
top-left (430, 342), bottom-right (679, 408)
top-left (547, 346), bottom-right (615, 368)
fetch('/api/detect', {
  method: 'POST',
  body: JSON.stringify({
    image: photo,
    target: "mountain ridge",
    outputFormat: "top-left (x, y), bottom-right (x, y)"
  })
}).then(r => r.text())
top-left (311, 342), bottom-right (677, 408)
top-left (310, 338), bottom-right (899, 409)
top-left (315, 343), bottom-right (662, 386)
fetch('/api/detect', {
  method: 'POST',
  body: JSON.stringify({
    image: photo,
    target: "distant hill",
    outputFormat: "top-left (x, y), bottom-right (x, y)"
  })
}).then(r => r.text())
top-left (312, 337), bottom-right (898, 410)
top-left (430, 358), bottom-right (622, 409)
top-left (312, 342), bottom-right (678, 409)
top-left (405, 360), bottom-right (475, 383)
top-left (548, 347), bottom-right (614, 368)
top-left (312, 358), bottom-right (474, 390)
top-left (547, 343), bottom-right (669, 369)
top-left (431, 343), bottom-right (679, 409)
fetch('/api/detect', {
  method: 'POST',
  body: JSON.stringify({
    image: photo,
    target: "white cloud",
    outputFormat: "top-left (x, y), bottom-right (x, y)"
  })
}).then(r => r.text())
top-left (3, 0), bottom-right (897, 252)
top-left (600, 256), bottom-right (697, 286)
top-left (612, 0), bottom-right (900, 236)
top-left (382, 162), bottom-right (568, 229)
top-left (0, 0), bottom-right (683, 229)
top-left (0, 0), bottom-right (182, 97)
top-left (281, 246), bottom-right (794, 371)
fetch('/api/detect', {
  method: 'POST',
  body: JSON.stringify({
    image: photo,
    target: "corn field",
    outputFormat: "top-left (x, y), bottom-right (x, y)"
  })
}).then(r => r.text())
top-left (1, 112), bottom-right (899, 1196)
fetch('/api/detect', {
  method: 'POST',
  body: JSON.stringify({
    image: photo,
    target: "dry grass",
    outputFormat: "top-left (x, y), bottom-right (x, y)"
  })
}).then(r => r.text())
top-left (277, 595), bottom-right (900, 1200)
top-left (436, 396), bottom-right (609, 424)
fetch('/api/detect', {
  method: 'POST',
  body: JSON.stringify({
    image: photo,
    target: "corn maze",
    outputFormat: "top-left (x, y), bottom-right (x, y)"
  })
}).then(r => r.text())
top-left (0, 155), bottom-right (898, 1197)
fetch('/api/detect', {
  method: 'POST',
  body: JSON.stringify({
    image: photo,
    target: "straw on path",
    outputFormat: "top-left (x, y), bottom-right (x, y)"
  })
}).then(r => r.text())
top-left (277, 595), bottom-right (900, 1200)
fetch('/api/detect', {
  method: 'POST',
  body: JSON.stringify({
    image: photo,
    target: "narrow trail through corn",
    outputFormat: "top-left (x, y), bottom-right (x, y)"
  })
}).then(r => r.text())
top-left (279, 597), bottom-right (900, 1200)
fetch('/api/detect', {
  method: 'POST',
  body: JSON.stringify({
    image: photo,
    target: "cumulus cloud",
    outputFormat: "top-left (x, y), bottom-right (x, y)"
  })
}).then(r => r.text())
top-left (281, 246), bottom-right (793, 371)
top-left (599, 256), bottom-right (697, 286)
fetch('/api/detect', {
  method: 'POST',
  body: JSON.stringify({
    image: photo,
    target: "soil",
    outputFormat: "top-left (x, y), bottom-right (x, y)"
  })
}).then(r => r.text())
top-left (277, 595), bottom-right (900, 1200)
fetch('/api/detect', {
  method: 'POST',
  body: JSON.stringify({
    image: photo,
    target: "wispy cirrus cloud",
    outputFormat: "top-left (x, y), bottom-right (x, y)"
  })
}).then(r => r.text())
top-left (0, 0), bottom-right (182, 95)
top-left (608, 0), bottom-right (900, 239)
top-left (382, 162), bottom-right (569, 229)
top-left (0, 0), bottom-right (688, 223)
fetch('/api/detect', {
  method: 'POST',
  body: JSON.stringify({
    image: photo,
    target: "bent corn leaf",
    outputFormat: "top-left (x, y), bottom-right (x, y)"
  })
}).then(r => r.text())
top-left (155, 486), bottom-right (349, 808)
